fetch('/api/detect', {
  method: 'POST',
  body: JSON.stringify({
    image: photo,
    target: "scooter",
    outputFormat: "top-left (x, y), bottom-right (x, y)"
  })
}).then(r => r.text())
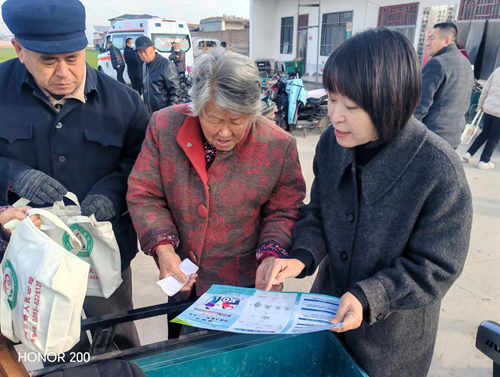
top-left (260, 88), bottom-right (278, 120)
top-left (271, 77), bottom-right (330, 137)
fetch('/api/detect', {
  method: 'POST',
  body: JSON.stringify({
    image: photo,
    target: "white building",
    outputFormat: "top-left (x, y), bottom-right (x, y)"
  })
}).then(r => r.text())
top-left (200, 16), bottom-right (250, 32)
top-left (250, 0), bottom-right (500, 81)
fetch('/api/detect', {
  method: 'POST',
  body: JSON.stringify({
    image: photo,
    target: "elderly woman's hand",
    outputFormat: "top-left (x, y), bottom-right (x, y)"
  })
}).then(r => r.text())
top-left (256, 257), bottom-right (305, 292)
top-left (0, 206), bottom-right (41, 233)
top-left (156, 244), bottom-right (197, 292)
top-left (330, 292), bottom-right (363, 333)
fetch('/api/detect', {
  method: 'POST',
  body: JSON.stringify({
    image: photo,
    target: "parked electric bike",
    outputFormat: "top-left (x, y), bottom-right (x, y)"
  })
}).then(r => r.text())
top-left (271, 76), bottom-right (330, 137)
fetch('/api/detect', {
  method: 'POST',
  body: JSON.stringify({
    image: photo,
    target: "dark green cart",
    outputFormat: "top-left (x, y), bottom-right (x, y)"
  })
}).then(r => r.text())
top-left (28, 300), bottom-right (368, 377)
top-left (132, 331), bottom-right (368, 377)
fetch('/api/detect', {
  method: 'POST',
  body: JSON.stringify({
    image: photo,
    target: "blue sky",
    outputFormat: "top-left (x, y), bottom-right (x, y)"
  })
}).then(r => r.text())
top-left (0, 0), bottom-right (250, 41)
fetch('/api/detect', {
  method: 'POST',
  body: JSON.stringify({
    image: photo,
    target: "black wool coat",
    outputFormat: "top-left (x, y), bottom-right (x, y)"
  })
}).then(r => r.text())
top-left (292, 117), bottom-right (473, 377)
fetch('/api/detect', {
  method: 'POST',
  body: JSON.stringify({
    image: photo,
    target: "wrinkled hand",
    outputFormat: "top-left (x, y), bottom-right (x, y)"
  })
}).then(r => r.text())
top-left (81, 195), bottom-right (116, 221)
top-left (11, 169), bottom-right (67, 205)
top-left (330, 292), bottom-right (363, 333)
top-left (258, 257), bottom-right (306, 292)
top-left (0, 206), bottom-right (41, 233)
top-left (157, 244), bottom-right (197, 293)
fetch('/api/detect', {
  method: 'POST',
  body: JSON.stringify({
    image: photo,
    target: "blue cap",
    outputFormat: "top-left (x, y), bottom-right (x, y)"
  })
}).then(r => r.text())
top-left (2, 0), bottom-right (88, 54)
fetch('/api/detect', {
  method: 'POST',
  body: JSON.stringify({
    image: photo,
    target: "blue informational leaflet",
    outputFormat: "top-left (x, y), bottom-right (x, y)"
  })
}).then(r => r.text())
top-left (172, 285), bottom-right (343, 334)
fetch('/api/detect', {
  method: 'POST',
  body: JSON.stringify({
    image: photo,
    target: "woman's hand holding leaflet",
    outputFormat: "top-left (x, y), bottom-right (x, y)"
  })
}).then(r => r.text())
top-left (156, 244), bottom-right (197, 293)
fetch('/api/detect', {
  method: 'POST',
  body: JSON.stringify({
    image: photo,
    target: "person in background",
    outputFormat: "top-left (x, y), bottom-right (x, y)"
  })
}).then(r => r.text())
top-left (136, 36), bottom-right (179, 114)
top-left (414, 22), bottom-right (474, 149)
top-left (261, 28), bottom-right (472, 377)
top-left (127, 47), bottom-right (306, 339)
top-left (107, 40), bottom-right (126, 85)
top-left (1, 0), bottom-right (150, 358)
top-left (169, 41), bottom-right (186, 76)
top-left (462, 66), bottom-right (500, 169)
top-left (124, 37), bottom-right (143, 94)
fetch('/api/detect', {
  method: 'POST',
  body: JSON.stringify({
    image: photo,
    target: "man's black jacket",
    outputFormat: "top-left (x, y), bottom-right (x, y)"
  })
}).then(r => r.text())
top-left (0, 59), bottom-right (150, 271)
top-left (109, 44), bottom-right (124, 69)
top-left (142, 53), bottom-right (179, 114)
top-left (124, 46), bottom-right (142, 80)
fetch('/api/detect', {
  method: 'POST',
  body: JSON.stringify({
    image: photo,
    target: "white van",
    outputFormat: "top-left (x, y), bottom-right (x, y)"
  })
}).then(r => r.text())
top-left (192, 37), bottom-right (222, 59)
top-left (97, 18), bottom-right (194, 84)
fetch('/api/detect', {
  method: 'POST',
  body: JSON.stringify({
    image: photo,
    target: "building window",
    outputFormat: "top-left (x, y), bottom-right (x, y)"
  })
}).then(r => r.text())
top-left (459, 0), bottom-right (500, 20)
top-left (280, 17), bottom-right (294, 54)
top-left (320, 11), bottom-right (353, 56)
top-left (378, 3), bottom-right (419, 43)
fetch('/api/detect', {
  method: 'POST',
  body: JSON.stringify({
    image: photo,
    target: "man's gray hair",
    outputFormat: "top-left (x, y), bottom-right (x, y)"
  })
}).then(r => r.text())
top-left (189, 48), bottom-right (261, 118)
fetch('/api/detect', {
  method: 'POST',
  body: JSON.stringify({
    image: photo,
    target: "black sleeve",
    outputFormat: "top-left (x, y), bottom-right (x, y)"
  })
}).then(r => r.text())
top-left (162, 61), bottom-right (180, 106)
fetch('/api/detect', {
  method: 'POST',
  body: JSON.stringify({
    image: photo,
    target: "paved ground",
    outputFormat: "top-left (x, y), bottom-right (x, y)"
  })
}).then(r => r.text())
top-left (18, 126), bottom-right (500, 375)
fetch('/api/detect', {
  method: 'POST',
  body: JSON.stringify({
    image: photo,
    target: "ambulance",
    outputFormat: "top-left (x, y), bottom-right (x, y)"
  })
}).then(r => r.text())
top-left (97, 18), bottom-right (194, 84)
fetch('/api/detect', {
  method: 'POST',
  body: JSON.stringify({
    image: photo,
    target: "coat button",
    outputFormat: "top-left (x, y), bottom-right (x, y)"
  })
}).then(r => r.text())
top-left (187, 142), bottom-right (192, 147)
top-left (197, 204), bottom-right (208, 218)
top-left (340, 251), bottom-right (348, 261)
top-left (376, 313), bottom-right (385, 321)
top-left (188, 250), bottom-right (198, 264)
top-left (56, 122), bottom-right (63, 129)
top-left (347, 213), bottom-right (354, 223)
top-left (58, 156), bottom-right (66, 163)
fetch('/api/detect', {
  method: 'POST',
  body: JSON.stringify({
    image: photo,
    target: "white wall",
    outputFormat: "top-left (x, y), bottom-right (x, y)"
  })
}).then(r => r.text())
top-left (251, 0), bottom-right (460, 75)
top-left (201, 19), bottom-right (224, 32)
top-left (250, 0), bottom-right (280, 59)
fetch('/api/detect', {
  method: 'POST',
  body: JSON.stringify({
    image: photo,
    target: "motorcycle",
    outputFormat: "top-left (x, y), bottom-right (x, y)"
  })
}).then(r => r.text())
top-left (260, 88), bottom-right (278, 119)
top-left (270, 76), bottom-right (331, 137)
top-left (177, 73), bottom-right (192, 103)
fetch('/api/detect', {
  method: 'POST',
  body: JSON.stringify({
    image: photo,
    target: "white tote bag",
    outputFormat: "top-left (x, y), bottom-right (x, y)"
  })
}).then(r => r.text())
top-left (461, 110), bottom-right (484, 144)
top-left (0, 209), bottom-right (89, 354)
top-left (14, 192), bottom-right (122, 298)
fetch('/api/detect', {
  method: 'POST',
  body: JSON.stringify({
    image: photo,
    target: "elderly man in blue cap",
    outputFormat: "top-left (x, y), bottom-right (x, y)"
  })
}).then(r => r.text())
top-left (0, 0), bottom-right (149, 357)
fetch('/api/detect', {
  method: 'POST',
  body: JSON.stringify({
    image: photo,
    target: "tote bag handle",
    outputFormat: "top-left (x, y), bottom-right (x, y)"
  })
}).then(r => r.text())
top-left (13, 192), bottom-right (81, 209)
top-left (26, 208), bottom-right (82, 254)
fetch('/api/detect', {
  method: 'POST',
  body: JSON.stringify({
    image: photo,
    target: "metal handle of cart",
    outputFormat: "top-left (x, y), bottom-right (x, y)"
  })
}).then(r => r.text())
top-left (30, 299), bottom-right (236, 376)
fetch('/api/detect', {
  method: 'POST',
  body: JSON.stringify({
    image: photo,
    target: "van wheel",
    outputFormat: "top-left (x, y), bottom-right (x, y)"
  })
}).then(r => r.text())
top-left (98, 66), bottom-right (103, 72)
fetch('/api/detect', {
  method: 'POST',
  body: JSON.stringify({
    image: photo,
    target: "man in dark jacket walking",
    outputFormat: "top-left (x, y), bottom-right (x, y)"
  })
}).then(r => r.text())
top-left (169, 41), bottom-right (186, 75)
top-left (414, 22), bottom-right (474, 149)
top-left (136, 36), bottom-right (179, 114)
top-left (124, 37), bottom-right (143, 94)
top-left (1, 0), bottom-right (149, 358)
top-left (107, 40), bottom-right (126, 85)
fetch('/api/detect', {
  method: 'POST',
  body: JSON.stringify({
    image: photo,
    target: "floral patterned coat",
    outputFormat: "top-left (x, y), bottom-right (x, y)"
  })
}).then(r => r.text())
top-left (127, 104), bottom-right (306, 297)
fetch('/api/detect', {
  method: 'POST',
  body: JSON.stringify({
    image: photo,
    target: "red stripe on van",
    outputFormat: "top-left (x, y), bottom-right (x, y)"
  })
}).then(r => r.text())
top-left (109, 28), bottom-right (145, 33)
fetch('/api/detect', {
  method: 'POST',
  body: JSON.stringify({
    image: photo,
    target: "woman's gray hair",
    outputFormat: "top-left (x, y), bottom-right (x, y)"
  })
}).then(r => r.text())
top-left (189, 48), bottom-right (262, 118)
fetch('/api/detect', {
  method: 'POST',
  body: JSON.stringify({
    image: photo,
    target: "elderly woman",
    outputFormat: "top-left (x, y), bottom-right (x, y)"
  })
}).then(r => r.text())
top-left (262, 29), bottom-right (472, 376)
top-left (127, 48), bottom-right (306, 335)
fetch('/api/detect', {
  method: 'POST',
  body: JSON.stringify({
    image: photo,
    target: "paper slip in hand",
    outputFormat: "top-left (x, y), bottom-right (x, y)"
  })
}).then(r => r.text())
top-left (157, 259), bottom-right (199, 297)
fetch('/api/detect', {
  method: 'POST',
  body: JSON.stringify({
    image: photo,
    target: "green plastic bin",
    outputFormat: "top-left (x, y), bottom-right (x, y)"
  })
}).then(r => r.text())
top-left (131, 331), bottom-right (368, 377)
top-left (284, 60), bottom-right (305, 75)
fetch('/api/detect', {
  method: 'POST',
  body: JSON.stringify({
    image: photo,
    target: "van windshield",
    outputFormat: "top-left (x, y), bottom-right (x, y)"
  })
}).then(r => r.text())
top-left (109, 34), bottom-right (143, 50)
top-left (152, 34), bottom-right (191, 53)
